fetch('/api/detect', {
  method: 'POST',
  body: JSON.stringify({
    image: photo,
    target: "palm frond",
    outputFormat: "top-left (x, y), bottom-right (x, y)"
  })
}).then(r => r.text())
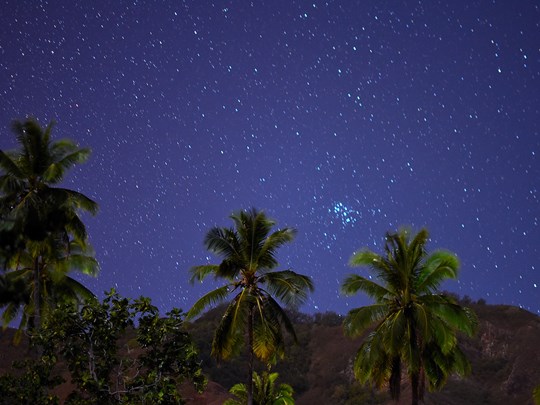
top-left (343, 303), bottom-right (390, 337)
top-left (252, 308), bottom-right (282, 361)
top-left (431, 318), bottom-right (458, 354)
top-left (212, 290), bottom-right (249, 359)
top-left (186, 285), bottom-right (231, 320)
top-left (341, 274), bottom-right (391, 299)
top-left (0, 150), bottom-right (24, 179)
top-left (423, 343), bottom-right (470, 390)
top-left (1, 301), bottom-right (21, 328)
top-left (226, 383), bottom-right (247, 404)
top-left (52, 188), bottom-right (98, 215)
top-left (257, 227), bottom-right (296, 269)
top-left (43, 148), bottom-right (91, 184)
top-left (262, 269), bottom-right (313, 308)
top-left (353, 333), bottom-right (392, 387)
top-left (59, 276), bottom-right (95, 301)
top-left (49, 138), bottom-right (78, 157)
top-left (408, 227), bottom-right (429, 259)
top-left (204, 226), bottom-right (240, 258)
top-left (189, 264), bottom-right (219, 283)
top-left (232, 208), bottom-right (274, 267)
top-left (423, 297), bottom-right (478, 337)
top-left (12, 311), bottom-right (29, 345)
top-left (349, 249), bottom-right (384, 267)
top-left (385, 309), bottom-right (407, 355)
top-left (417, 250), bottom-right (459, 292)
top-left (216, 258), bottom-right (242, 279)
top-left (261, 293), bottom-right (297, 342)
top-left (58, 254), bottom-right (99, 277)
top-left (249, 292), bottom-right (297, 361)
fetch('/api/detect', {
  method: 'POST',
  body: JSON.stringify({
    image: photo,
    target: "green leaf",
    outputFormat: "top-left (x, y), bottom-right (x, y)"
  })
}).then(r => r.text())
top-left (343, 303), bottom-right (390, 337)
top-left (262, 269), bottom-right (314, 308)
top-left (186, 285), bottom-right (231, 320)
top-left (341, 274), bottom-right (391, 299)
top-left (189, 264), bottom-right (219, 283)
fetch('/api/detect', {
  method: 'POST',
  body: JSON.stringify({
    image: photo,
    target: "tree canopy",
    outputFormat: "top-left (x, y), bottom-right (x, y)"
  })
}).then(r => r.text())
top-left (187, 208), bottom-right (313, 405)
top-left (342, 228), bottom-right (477, 405)
top-left (0, 118), bottom-right (98, 337)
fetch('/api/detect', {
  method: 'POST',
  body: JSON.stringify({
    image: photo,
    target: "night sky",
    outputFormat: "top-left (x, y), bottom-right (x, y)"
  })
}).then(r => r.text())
top-left (1, 1), bottom-right (538, 316)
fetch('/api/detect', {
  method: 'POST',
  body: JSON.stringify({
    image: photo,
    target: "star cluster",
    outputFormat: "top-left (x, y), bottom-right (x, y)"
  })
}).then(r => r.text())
top-left (1, 1), bottom-right (538, 314)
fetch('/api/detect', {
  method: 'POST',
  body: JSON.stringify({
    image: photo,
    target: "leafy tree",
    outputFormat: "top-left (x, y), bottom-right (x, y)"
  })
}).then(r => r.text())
top-left (0, 213), bottom-right (25, 269)
top-left (187, 208), bottom-right (313, 405)
top-left (341, 228), bottom-right (477, 405)
top-left (224, 371), bottom-right (295, 405)
top-left (0, 358), bottom-right (62, 405)
top-left (2, 238), bottom-right (98, 343)
top-left (33, 290), bottom-right (205, 404)
top-left (0, 118), bottom-right (98, 332)
top-left (534, 385), bottom-right (540, 405)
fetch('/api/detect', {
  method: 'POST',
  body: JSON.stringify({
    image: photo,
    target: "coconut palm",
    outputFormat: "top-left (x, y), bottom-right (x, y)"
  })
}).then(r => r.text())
top-left (0, 118), bottom-right (98, 331)
top-left (187, 208), bottom-right (313, 405)
top-left (2, 238), bottom-right (98, 343)
top-left (224, 371), bottom-right (295, 405)
top-left (341, 228), bottom-right (477, 405)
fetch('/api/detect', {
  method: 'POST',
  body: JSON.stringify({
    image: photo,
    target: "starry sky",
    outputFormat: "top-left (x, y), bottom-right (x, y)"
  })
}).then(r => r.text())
top-left (1, 1), bottom-right (539, 316)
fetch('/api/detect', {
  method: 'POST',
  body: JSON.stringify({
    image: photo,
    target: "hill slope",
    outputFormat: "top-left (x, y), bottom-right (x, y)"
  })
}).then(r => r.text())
top-left (1, 301), bottom-right (539, 404)
top-left (188, 301), bottom-right (540, 405)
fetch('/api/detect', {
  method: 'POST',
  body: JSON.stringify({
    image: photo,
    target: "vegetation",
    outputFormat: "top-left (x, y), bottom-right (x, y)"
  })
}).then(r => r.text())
top-left (224, 371), bottom-right (294, 405)
top-left (0, 118), bottom-right (98, 338)
top-left (187, 208), bottom-right (314, 405)
top-left (0, 290), bottom-right (205, 404)
top-left (2, 238), bottom-right (98, 343)
top-left (3, 116), bottom-right (524, 404)
top-left (341, 228), bottom-right (478, 405)
top-left (0, 358), bottom-right (61, 404)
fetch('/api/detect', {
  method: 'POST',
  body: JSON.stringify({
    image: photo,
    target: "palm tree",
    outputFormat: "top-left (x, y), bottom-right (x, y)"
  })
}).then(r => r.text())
top-left (341, 228), bottom-right (477, 405)
top-left (224, 371), bottom-right (295, 405)
top-left (187, 208), bottom-right (313, 405)
top-left (2, 237), bottom-right (98, 342)
top-left (0, 118), bottom-right (98, 331)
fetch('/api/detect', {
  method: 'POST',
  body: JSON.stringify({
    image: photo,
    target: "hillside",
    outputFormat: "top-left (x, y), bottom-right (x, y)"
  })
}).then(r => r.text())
top-left (1, 301), bottom-right (540, 404)
top-left (187, 301), bottom-right (540, 405)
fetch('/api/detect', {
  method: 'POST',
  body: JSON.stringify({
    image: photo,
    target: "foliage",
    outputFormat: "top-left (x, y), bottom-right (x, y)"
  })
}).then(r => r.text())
top-left (224, 371), bottom-right (294, 405)
top-left (188, 305), bottom-right (310, 399)
top-left (342, 228), bottom-right (478, 405)
top-left (0, 214), bottom-right (26, 269)
top-left (0, 118), bottom-right (98, 334)
top-left (0, 118), bottom-right (97, 245)
top-left (187, 208), bottom-right (313, 404)
top-left (0, 358), bottom-right (62, 405)
top-left (1, 290), bottom-right (206, 404)
top-left (2, 238), bottom-right (98, 343)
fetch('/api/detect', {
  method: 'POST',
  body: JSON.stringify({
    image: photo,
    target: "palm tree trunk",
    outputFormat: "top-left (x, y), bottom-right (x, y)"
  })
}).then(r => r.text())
top-left (33, 256), bottom-right (41, 331)
top-left (247, 304), bottom-right (254, 405)
top-left (32, 255), bottom-right (42, 358)
top-left (411, 372), bottom-right (419, 405)
top-left (419, 366), bottom-right (425, 402)
top-left (389, 356), bottom-right (401, 400)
